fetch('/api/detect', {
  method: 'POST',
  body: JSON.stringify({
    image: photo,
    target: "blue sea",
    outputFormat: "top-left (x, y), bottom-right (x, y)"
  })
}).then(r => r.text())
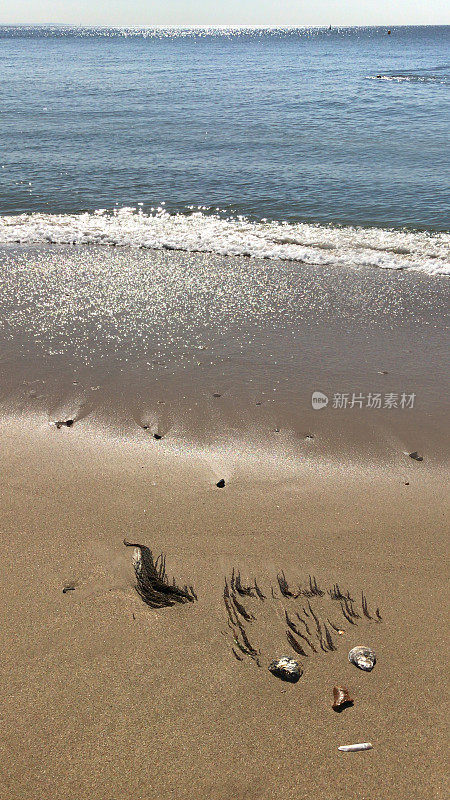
top-left (0, 25), bottom-right (448, 274)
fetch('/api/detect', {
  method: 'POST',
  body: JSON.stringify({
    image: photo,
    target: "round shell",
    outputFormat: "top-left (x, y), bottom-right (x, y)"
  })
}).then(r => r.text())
top-left (268, 657), bottom-right (302, 682)
top-left (348, 646), bottom-right (376, 671)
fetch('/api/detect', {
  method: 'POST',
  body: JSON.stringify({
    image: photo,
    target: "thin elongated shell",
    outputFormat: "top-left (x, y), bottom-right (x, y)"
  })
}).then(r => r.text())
top-left (338, 742), bottom-right (373, 752)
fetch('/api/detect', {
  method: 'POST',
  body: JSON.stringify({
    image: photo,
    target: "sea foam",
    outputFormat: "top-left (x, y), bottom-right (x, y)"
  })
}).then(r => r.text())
top-left (0, 208), bottom-right (448, 276)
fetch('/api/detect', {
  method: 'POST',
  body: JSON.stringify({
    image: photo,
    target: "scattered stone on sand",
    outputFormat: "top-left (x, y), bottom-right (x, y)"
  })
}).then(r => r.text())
top-left (332, 685), bottom-right (354, 712)
top-left (405, 481), bottom-right (410, 485)
top-left (212, 392), bottom-right (222, 398)
top-left (268, 657), bottom-right (302, 683)
top-left (153, 433), bottom-right (162, 440)
top-left (55, 419), bottom-right (74, 429)
top-left (348, 646), bottom-right (376, 671)
top-left (216, 478), bottom-right (225, 488)
top-left (62, 583), bottom-right (75, 593)
top-left (274, 427), bottom-right (280, 433)
top-left (305, 433), bottom-right (314, 440)
top-left (377, 370), bottom-right (388, 374)
top-left (409, 451), bottom-right (423, 461)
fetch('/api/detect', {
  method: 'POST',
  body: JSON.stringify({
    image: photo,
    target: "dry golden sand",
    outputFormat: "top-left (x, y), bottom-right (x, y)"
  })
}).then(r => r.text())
top-left (0, 417), bottom-right (448, 800)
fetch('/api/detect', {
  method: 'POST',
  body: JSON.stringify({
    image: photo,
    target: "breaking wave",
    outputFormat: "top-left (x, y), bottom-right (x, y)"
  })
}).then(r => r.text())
top-left (0, 208), bottom-right (448, 276)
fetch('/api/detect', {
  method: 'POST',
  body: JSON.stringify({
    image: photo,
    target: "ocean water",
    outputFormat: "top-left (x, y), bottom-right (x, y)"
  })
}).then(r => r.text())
top-left (0, 25), bottom-right (449, 274)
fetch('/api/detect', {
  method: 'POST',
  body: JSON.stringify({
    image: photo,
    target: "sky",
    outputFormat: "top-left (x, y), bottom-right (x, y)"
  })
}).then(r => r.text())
top-left (0, 1), bottom-right (448, 27)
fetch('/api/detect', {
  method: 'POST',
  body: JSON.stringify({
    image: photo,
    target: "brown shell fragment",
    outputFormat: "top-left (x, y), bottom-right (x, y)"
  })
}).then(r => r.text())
top-left (332, 685), bottom-right (354, 712)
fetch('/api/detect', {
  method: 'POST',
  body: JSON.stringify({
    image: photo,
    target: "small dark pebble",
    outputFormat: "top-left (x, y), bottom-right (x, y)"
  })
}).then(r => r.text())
top-left (153, 433), bottom-right (162, 440)
top-left (409, 451), bottom-right (423, 461)
top-left (56, 419), bottom-right (74, 429)
top-left (274, 427), bottom-right (280, 433)
top-left (256, 401), bottom-right (262, 405)
top-left (212, 393), bottom-right (222, 398)
top-left (62, 584), bottom-right (75, 593)
top-left (216, 478), bottom-right (225, 488)
top-left (405, 481), bottom-right (409, 485)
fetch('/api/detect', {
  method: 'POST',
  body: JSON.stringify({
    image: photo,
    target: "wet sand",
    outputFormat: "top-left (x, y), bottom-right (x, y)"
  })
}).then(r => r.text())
top-left (0, 246), bottom-right (448, 799)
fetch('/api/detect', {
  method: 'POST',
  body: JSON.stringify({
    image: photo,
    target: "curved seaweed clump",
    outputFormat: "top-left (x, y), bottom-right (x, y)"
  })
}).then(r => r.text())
top-left (123, 539), bottom-right (197, 608)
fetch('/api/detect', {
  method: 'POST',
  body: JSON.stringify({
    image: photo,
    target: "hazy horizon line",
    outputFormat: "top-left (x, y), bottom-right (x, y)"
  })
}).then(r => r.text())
top-left (1, 22), bottom-right (449, 28)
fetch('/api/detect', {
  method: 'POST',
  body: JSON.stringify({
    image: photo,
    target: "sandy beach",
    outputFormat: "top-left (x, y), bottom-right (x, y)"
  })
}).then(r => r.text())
top-left (0, 246), bottom-right (448, 799)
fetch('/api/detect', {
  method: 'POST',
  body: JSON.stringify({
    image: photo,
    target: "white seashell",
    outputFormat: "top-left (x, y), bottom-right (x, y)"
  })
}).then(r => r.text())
top-left (268, 657), bottom-right (302, 682)
top-left (348, 646), bottom-right (376, 671)
top-left (338, 742), bottom-right (373, 752)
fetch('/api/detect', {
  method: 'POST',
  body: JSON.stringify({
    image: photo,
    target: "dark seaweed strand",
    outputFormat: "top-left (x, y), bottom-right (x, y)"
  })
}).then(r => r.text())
top-left (343, 596), bottom-right (360, 619)
top-left (307, 601), bottom-right (330, 651)
top-left (231, 647), bottom-right (244, 661)
top-left (230, 568), bottom-right (236, 593)
top-left (223, 581), bottom-right (238, 626)
top-left (235, 571), bottom-right (256, 597)
top-left (301, 577), bottom-right (314, 598)
top-left (348, 599), bottom-right (361, 619)
top-left (284, 608), bottom-right (301, 635)
top-left (286, 610), bottom-right (315, 654)
top-left (277, 570), bottom-right (296, 597)
top-left (231, 591), bottom-right (255, 622)
top-left (292, 625), bottom-right (317, 653)
top-left (254, 579), bottom-right (266, 601)
top-left (327, 618), bottom-right (343, 633)
top-left (328, 583), bottom-right (342, 600)
top-left (228, 624), bottom-right (253, 658)
top-left (361, 591), bottom-right (373, 620)
top-left (271, 586), bottom-right (278, 599)
top-left (295, 612), bottom-right (312, 638)
top-left (307, 601), bottom-right (322, 637)
top-left (232, 616), bottom-right (261, 666)
top-left (123, 540), bottom-right (195, 608)
top-left (375, 607), bottom-right (383, 622)
top-left (329, 583), bottom-right (354, 603)
top-left (323, 623), bottom-right (337, 652)
top-left (285, 610), bottom-right (316, 653)
top-left (313, 576), bottom-right (325, 597)
top-left (302, 574), bottom-right (325, 597)
top-left (227, 616), bottom-right (258, 663)
top-left (340, 600), bottom-right (356, 625)
top-left (302, 605), bottom-right (310, 617)
top-left (286, 630), bottom-right (308, 657)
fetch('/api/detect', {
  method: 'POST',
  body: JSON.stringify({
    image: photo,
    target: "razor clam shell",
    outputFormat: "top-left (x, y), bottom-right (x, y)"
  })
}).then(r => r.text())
top-left (338, 743), bottom-right (373, 752)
